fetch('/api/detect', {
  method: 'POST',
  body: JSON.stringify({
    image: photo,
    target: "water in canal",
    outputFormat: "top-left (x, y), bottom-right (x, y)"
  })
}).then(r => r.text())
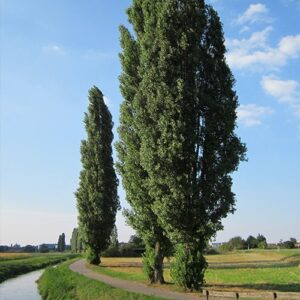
top-left (0, 269), bottom-right (44, 300)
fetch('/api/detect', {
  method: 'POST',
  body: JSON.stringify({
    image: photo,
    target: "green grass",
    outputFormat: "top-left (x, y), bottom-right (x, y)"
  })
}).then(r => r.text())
top-left (0, 253), bottom-right (79, 282)
top-left (205, 267), bottom-right (300, 292)
top-left (90, 265), bottom-right (148, 282)
top-left (89, 250), bottom-right (300, 293)
top-left (38, 260), bottom-right (164, 300)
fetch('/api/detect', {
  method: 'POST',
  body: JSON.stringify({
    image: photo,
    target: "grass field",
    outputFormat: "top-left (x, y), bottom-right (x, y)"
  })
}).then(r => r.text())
top-left (0, 252), bottom-right (79, 282)
top-left (89, 250), bottom-right (300, 293)
top-left (0, 253), bottom-right (32, 261)
top-left (38, 260), bottom-right (164, 300)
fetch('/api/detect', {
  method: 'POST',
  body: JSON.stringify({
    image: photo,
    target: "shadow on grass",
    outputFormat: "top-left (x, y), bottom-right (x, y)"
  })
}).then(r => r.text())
top-left (206, 283), bottom-right (300, 293)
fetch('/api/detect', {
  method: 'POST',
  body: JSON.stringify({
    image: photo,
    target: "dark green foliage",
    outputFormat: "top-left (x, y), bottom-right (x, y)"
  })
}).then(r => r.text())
top-left (76, 86), bottom-right (119, 265)
top-left (110, 225), bottom-right (119, 249)
top-left (57, 233), bottom-right (66, 252)
top-left (246, 235), bottom-right (258, 249)
top-left (61, 233), bottom-right (66, 251)
top-left (102, 225), bottom-right (120, 257)
top-left (142, 245), bottom-right (155, 282)
top-left (246, 234), bottom-right (267, 249)
top-left (279, 240), bottom-right (296, 249)
top-left (86, 247), bottom-right (100, 265)
top-left (171, 244), bottom-right (207, 291)
top-left (290, 238), bottom-right (297, 245)
top-left (219, 237), bottom-right (247, 252)
top-left (116, 0), bottom-right (172, 283)
top-left (118, 0), bottom-right (246, 289)
top-left (23, 245), bottom-right (36, 253)
top-left (256, 234), bottom-right (267, 249)
top-left (39, 244), bottom-right (49, 253)
top-left (129, 235), bottom-right (145, 248)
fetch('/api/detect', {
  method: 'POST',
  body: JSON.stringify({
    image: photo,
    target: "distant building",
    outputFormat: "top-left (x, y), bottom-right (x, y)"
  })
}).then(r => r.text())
top-left (295, 242), bottom-right (300, 248)
top-left (211, 242), bottom-right (223, 249)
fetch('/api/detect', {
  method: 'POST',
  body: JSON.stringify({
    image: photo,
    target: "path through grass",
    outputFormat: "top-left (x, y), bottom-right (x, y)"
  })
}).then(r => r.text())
top-left (38, 260), bottom-right (164, 300)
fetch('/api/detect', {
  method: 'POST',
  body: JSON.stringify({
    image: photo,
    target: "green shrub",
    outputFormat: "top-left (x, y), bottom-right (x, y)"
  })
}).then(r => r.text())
top-left (142, 246), bottom-right (155, 283)
top-left (171, 244), bottom-right (207, 291)
top-left (86, 248), bottom-right (100, 265)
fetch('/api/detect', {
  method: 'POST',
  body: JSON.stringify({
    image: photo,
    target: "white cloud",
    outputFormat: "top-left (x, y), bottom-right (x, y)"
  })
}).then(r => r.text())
top-left (237, 3), bottom-right (270, 25)
top-left (226, 29), bottom-right (300, 70)
top-left (43, 44), bottom-right (65, 55)
top-left (261, 76), bottom-right (300, 117)
top-left (103, 96), bottom-right (113, 108)
top-left (279, 35), bottom-right (300, 57)
top-left (237, 104), bottom-right (273, 127)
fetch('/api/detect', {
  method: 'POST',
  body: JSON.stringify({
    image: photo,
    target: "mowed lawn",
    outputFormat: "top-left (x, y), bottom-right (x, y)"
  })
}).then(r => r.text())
top-left (90, 250), bottom-right (300, 293)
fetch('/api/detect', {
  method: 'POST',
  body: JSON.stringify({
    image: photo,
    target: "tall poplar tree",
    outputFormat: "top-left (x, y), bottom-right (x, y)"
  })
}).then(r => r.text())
top-left (57, 234), bottom-right (62, 252)
top-left (76, 86), bottom-right (119, 265)
top-left (116, 1), bottom-right (171, 284)
top-left (118, 0), bottom-right (246, 290)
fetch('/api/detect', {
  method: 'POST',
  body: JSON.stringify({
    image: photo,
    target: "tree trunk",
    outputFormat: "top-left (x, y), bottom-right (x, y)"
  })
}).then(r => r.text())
top-left (151, 241), bottom-right (165, 284)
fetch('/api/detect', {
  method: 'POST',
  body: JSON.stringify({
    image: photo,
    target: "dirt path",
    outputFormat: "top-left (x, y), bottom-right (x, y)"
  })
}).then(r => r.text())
top-left (70, 259), bottom-right (212, 300)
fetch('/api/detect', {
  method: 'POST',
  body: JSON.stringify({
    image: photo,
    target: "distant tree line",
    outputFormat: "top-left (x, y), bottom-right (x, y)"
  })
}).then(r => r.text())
top-left (102, 231), bottom-right (146, 258)
top-left (278, 238), bottom-right (298, 249)
top-left (219, 234), bottom-right (267, 252)
top-left (216, 235), bottom-right (299, 252)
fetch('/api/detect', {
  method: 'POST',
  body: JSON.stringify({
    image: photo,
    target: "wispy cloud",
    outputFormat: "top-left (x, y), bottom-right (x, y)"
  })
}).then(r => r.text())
top-left (103, 96), bottom-right (114, 108)
top-left (226, 28), bottom-right (300, 71)
top-left (237, 104), bottom-right (273, 127)
top-left (43, 44), bottom-right (65, 55)
top-left (237, 3), bottom-right (270, 25)
top-left (282, 0), bottom-right (300, 10)
top-left (261, 76), bottom-right (300, 117)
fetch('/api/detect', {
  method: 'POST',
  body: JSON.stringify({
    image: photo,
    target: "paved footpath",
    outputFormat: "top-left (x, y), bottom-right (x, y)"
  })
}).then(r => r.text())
top-left (70, 259), bottom-right (217, 300)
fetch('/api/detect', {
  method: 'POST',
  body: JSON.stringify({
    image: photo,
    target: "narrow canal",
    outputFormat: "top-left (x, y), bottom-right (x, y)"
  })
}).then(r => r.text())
top-left (0, 269), bottom-right (44, 300)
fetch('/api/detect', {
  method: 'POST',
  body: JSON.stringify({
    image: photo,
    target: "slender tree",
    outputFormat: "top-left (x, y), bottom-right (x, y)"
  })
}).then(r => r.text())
top-left (76, 86), bottom-right (119, 265)
top-left (118, 1), bottom-right (246, 290)
top-left (70, 228), bottom-right (78, 252)
top-left (116, 1), bottom-right (172, 283)
top-left (57, 234), bottom-right (62, 252)
top-left (61, 233), bottom-right (65, 252)
top-left (110, 225), bottom-right (119, 249)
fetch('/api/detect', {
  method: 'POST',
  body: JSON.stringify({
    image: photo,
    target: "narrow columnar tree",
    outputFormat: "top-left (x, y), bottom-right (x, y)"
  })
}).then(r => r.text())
top-left (118, 0), bottom-right (246, 290)
top-left (110, 225), bottom-right (119, 249)
top-left (71, 228), bottom-right (79, 252)
top-left (116, 0), bottom-right (172, 284)
top-left (61, 233), bottom-right (65, 252)
top-left (76, 86), bottom-right (119, 265)
top-left (57, 235), bottom-right (62, 252)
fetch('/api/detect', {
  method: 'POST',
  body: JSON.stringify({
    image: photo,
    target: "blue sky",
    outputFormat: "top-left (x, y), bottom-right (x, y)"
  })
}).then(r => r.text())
top-left (0, 0), bottom-right (299, 245)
